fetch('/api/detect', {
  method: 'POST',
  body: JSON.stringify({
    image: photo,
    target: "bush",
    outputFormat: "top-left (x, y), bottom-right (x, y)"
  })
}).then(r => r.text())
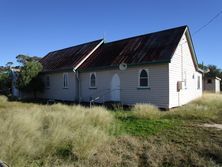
top-left (132, 104), bottom-right (161, 120)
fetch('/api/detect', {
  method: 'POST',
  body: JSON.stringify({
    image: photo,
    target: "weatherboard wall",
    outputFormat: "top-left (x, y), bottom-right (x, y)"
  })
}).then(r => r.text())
top-left (38, 72), bottom-right (77, 101)
top-left (205, 78), bottom-right (221, 93)
top-left (79, 64), bottom-right (169, 108)
top-left (204, 78), bottom-right (216, 92)
top-left (169, 32), bottom-right (202, 108)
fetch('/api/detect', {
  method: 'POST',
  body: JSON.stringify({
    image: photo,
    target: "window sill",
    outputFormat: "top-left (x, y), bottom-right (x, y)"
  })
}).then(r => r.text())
top-left (137, 87), bottom-right (151, 90)
top-left (63, 87), bottom-right (69, 89)
top-left (89, 87), bottom-right (97, 89)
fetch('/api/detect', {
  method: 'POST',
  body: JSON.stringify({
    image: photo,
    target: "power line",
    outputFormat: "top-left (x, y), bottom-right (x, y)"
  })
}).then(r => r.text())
top-left (193, 10), bottom-right (222, 35)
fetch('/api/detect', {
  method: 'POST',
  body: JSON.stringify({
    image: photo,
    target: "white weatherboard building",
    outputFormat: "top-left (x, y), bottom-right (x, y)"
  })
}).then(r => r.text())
top-left (23, 26), bottom-right (203, 109)
top-left (203, 77), bottom-right (221, 93)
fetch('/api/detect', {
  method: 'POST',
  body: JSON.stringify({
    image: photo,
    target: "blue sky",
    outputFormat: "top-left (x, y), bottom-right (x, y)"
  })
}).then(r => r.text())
top-left (0, 0), bottom-right (222, 68)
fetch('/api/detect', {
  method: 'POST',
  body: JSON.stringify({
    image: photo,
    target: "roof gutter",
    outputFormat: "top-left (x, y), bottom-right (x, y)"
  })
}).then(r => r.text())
top-left (216, 77), bottom-right (221, 81)
top-left (73, 40), bottom-right (104, 72)
top-left (185, 27), bottom-right (200, 72)
top-left (197, 68), bottom-right (204, 73)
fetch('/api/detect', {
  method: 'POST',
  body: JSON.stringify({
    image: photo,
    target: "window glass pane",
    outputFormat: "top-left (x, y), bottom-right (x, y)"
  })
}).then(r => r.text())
top-left (140, 70), bottom-right (148, 87)
top-left (64, 74), bottom-right (68, 87)
top-left (64, 75), bottom-right (65, 87)
top-left (140, 78), bottom-right (148, 87)
top-left (46, 76), bottom-right (50, 87)
top-left (140, 70), bottom-right (148, 78)
top-left (90, 74), bottom-right (96, 87)
top-left (91, 79), bottom-right (95, 87)
top-left (207, 79), bottom-right (212, 84)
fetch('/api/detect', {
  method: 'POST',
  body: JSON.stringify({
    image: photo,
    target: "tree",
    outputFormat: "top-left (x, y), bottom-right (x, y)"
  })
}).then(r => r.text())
top-left (206, 65), bottom-right (221, 77)
top-left (17, 61), bottom-right (44, 98)
top-left (16, 54), bottom-right (41, 65)
top-left (5, 62), bottom-right (13, 68)
top-left (0, 70), bottom-right (12, 95)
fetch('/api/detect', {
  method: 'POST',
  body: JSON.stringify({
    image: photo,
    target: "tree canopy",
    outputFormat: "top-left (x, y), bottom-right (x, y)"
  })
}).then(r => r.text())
top-left (17, 60), bottom-right (44, 98)
top-left (199, 64), bottom-right (222, 78)
top-left (14, 54), bottom-right (44, 98)
top-left (0, 70), bottom-right (12, 95)
top-left (16, 54), bottom-right (41, 65)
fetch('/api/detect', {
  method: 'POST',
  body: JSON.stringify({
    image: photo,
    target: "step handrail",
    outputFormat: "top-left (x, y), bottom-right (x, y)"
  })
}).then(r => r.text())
top-left (89, 88), bottom-right (121, 107)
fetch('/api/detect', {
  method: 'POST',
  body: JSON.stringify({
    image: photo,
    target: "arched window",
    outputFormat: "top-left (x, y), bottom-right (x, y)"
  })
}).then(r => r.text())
top-left (90, 73), bottom-right (96, 88)
top-left (139, 69), bottom-right (149, 87)
top-left (63, 73), bottom-right (68, 88)
top-left (46, 75), bottom-right (50, 88)
top-left (207, 79), bottom-right (212, 84)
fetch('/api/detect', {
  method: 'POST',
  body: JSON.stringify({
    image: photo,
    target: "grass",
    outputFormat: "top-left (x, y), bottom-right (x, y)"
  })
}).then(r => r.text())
top-left (0, 93), bottom-right (222, 166)
top-left (0, 100), bottom-right (113, 166)
top-left (111, 113), bottom-right (181, 137)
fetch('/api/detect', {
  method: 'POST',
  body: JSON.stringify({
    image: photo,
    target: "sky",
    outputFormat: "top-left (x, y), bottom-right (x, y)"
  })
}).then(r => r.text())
top-left (0, 0), bottom-right (222, 68)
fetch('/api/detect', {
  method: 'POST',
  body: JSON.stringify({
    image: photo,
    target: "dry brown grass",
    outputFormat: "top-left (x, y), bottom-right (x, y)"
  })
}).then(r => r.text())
top-left (0, 99), bottom-right (113, 166)
top-left (132, 103), bottom-right (161, 119)
top-left (0, 93), bottom-right (222, 166)
top-left (132, 93), bottom-right (222, 123)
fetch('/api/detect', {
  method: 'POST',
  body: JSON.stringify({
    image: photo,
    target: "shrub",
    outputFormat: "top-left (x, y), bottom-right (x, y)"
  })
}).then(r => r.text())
top-left (132, 104), bottom-right (161, 119)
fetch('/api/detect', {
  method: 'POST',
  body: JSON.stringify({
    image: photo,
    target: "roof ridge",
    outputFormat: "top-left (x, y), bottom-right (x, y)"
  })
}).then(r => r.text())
top-left (104, 25), bottom-right (187, 45)
top-left (48, 39), bottom-right (103, 54)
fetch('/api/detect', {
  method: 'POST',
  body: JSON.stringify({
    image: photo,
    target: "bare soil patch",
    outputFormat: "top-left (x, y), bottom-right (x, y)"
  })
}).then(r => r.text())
top-left (203, 124), bottom-right (222, 130)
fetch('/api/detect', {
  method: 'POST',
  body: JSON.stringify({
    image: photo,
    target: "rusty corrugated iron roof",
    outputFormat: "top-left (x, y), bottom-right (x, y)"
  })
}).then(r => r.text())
top-left (40, 26), bottom-right (187, 72)
top-left (79, 26), bottom-right (187, 70)
top-left (40, 39), bottom-right (103, 72)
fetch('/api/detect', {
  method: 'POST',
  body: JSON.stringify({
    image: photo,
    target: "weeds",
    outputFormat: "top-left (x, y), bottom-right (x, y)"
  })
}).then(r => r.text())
top-left (132, 103), bottom-right (161, 120)
top-left (0, 93), bottom-right (222, 166)
top-left (0, 100), bottom-right (113, 166)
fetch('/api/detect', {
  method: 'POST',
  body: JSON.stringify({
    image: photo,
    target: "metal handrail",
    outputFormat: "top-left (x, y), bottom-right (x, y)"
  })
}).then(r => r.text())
top-left (0, 160), bottom-right (9, 167)
top-left (89, 88), bottom-right (121, 107)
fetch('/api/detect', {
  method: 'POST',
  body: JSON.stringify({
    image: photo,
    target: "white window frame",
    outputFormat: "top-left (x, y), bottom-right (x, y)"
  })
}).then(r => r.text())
top-left (138, 69), bottom-right (150, 89)
top-left (63, 73), bottom-right (69, 89)
top-left (89, 72), bottom-right (97, 89)
top-left (46, 75), bottom-right (50, 88)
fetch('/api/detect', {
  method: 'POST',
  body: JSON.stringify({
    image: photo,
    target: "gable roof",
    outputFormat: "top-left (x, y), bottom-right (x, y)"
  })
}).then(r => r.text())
top-left (40, 25), bottom-right (201, 73)
top-left (40, 39), bottom-right (103, 72)
top-left (79, 26), bottom-right (187, 71)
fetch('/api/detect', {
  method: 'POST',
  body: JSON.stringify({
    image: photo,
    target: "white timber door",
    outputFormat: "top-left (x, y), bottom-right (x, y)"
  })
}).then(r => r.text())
top-left (111, 74), bottom-right (120, 101)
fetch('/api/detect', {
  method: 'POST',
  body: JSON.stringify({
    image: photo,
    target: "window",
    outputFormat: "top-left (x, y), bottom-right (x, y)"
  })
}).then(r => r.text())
top-left (46, 76), bottom-right (50, 88)
top-left (197, 76), bottom-right (200, 90)
top-left (139, 69), bottom-right (149, 87)
top-left (63, 73), bottom-right (68, 88)
top-left (207, 79), bottom-right (212, 84)
top-left (90, 73), bottom-right (96, 88)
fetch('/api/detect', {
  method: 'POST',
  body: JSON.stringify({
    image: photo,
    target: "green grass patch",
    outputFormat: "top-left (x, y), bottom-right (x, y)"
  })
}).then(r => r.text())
top-left (114, 117), bottom-right (181, 137)
top-left (110, 111), bottom-right (182, 137)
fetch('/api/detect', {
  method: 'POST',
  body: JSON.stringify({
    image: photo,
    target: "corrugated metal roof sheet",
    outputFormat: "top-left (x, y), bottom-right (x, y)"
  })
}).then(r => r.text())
top-left (79, 26), bottom-right (187, 70)
top-left (40, 39), bottom-right (103, 72)
top-left (40, 26), bottom-right (187, 72)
